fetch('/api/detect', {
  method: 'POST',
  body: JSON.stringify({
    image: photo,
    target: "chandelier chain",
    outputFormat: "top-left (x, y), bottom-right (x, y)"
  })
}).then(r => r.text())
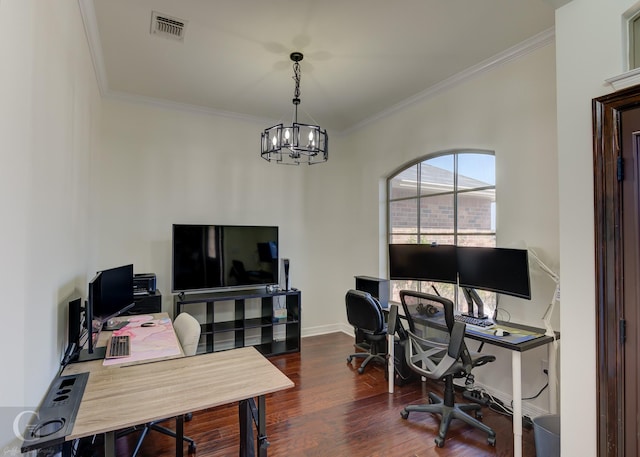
top-left (292, 61), bottom-right (301, 106)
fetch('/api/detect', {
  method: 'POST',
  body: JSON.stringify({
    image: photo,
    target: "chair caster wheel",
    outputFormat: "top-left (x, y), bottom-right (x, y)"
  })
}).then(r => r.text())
top-left (487, 436), bottom-right (496, 446)
top-left (188, 443), bottom-right (197, 454)
top-left (435, 436), bottom-right (445, 448)
top-left (357, 366), bottom-right (365, 374)
top-left (347, 356), bottom-right (353, 363)
top-left (400, 410), bottom-right (409, 419)
top-left (185, 412), bottom-right (193, 422)
top-left (475, 410), bottom-right (483, 420)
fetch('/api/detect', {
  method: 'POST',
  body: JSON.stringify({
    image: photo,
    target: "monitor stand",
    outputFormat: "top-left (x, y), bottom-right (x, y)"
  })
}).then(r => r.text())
top-left (461, 287), bottom-right (488, 319)
top-left (75, 347), bottom-right (106, 363)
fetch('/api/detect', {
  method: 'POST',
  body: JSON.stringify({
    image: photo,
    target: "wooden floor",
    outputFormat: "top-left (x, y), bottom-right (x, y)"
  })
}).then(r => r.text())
top-left (113, 333), bottom-right (536, 457)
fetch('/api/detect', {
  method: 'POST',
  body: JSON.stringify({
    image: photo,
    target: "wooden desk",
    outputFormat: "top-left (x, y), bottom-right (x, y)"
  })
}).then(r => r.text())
top-left (386, 311), bottom-right (559, 457)
top-left (63, 342), bottom-right (293, 456)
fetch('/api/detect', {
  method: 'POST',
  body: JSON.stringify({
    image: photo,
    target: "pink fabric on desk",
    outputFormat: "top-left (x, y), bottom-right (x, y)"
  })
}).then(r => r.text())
top-left (102, 315), bottom-right (182, 366)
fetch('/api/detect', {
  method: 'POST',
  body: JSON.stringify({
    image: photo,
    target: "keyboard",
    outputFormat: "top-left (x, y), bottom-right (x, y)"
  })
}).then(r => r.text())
top-left (454, 314), bottom-right (495, 329)
top-left (105, 335), bottom-right (131, 359)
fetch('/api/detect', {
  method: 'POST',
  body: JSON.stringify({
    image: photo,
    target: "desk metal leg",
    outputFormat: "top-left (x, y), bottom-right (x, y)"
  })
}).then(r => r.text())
top-left (175, 415), bottom-right (184, 457)
top-left (257, 396), bottom-right (267, 457)
top-left (239, 396), bottom-right (269, 457)
top-left (388, 333), bottom-right (394, 394)
top-left (104, 431), bottom-right (116, 457)
top-left (548, 342), bottom-right (558, 414)
top-left (512, 351), bottom-right (523, 457)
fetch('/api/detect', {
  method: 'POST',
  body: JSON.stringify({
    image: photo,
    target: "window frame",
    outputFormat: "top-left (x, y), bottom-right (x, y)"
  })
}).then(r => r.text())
top-left (386, 149), bottom-right (496, 310)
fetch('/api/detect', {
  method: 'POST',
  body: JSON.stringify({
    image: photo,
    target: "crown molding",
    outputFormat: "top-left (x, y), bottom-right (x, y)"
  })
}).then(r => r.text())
top-left (343, 27), bottom-right (556, 135)
top-left (78, 0), bottom-right (555, 136)
top-left (605, 67), bottom-right (640, 91)
top-left (104, 89), bottom-right (274, 125)
top-left (78, 0), bottom-right (108, 96)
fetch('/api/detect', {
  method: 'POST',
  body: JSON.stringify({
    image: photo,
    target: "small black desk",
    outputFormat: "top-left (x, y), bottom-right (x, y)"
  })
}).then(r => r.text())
top-left (388, 309), bottom-right (559, 457)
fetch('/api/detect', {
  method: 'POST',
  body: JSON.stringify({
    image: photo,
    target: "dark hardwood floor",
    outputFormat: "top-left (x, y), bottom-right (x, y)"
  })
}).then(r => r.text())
top-left (114, 333), bottom-right (536, 456)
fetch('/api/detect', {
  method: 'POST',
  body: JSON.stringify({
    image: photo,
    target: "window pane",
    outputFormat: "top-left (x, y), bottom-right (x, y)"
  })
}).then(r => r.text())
top-left (389, 234), bottom-right (418, 244)
top-left (389, 164), bottom-right (418, 200)
top-left (389, 199), bottom-right (417, 234)
top-left (390, 279), bottom-right (456, 303)
top-left (420, 195), bottom-right (454, 232)
top-left (421, 156), bottom-right (454, 195)
top-left (418, 235), bottom-right (455, 245)
top-left (456, 234), bottom-right (496, 247)
top-left (457, 189), bottom-right (495, 233)
top-left (458, 153), bottom-right (495, 188)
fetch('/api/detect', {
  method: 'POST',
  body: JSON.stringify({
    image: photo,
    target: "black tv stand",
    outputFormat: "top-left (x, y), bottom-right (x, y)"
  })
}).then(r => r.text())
top-left (174, 288), bottom-right (301, 356)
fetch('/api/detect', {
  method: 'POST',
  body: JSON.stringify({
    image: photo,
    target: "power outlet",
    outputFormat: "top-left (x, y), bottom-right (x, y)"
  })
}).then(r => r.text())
top-left (541, 359), bottom-right (549, 374)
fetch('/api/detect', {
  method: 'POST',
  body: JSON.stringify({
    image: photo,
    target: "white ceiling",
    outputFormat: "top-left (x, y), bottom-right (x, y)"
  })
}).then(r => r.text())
top-left (80, 0), bottom-right (558, 133)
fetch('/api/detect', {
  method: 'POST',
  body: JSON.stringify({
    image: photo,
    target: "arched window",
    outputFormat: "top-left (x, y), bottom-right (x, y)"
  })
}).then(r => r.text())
top-left (387, 150), bottom-right (496, 312)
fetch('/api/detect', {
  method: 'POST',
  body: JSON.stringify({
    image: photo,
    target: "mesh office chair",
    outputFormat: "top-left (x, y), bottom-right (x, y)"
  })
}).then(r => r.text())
top-left (124, 312), bottom-right (201, 456)
top-left (345, 289), bottom-right (387, 374)
top-left (394, 291), bottom-right (496, 448)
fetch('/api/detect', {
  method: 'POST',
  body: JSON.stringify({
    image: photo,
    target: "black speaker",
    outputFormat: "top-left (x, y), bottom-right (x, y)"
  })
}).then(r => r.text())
top-left (281, 258), bottom-right (290, 291)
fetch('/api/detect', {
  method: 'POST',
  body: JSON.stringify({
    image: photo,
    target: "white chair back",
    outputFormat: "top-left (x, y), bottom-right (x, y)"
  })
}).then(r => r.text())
top-left (173, 312), bottom-right (201, 356)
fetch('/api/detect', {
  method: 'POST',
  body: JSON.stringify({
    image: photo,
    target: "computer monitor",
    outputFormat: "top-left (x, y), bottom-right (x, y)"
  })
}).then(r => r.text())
top-left (457, 247), bottom-right (531, 310)
top-left (61, 297), bottom-right (83, 365)
top-left (95, 263), bottom-right (135, 322)
top-left (79, 264), bottom-right (134, 361)
top-left (388, 244), bottom-right (458, 283)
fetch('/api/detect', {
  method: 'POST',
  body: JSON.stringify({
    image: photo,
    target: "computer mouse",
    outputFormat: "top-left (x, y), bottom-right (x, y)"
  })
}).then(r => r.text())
top-left (141, 322), bottom-right (156, 327)
top-left (493, 328), bottom-right (510, 337)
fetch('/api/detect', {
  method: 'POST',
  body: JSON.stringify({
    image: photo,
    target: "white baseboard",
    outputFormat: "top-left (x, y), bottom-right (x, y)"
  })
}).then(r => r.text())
top-left (302, 323), bottom-right (352, 338)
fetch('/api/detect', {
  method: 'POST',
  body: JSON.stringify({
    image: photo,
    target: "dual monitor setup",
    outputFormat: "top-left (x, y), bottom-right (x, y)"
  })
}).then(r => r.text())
top-left (388, 244), bottom-right (531, 319)
top-left (65, 264), bottom-right (135, 364)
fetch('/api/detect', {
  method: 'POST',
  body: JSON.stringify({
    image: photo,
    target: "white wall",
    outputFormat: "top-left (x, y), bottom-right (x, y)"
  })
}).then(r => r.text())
top-left (96, 99), bottom-right (349, 323)
top-left (0, 0), bottom-right (99, 451)
top-left (555, 0), bottom-right (638, 455)
top-left (313, 44), bottom-right (560, 412)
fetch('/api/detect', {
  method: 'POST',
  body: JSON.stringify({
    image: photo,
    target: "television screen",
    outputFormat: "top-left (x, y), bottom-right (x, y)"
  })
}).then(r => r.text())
top-left (457, 247), bottom-right (531, 299)
top-left (388, 244), bottom-right (458, 284)
top-left (172, 224), bottom-right (279, 292)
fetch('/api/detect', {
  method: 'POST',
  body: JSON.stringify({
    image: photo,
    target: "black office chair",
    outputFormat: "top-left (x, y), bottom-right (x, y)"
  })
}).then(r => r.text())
top-left (345, 289), bottom-right (387, 374)
top-left (394, 290), bottom-right (496, 448)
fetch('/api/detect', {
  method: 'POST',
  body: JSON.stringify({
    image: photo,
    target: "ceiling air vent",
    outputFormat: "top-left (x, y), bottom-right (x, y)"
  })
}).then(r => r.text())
top-left (151, 11), bottom-right (186, 41)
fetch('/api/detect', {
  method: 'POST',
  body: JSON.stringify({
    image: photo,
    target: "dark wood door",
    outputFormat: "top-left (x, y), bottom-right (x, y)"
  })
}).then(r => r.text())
top-left (621, 108), bottom-right (640, 457)
top-left (593, 86), bottom-right (640, 457)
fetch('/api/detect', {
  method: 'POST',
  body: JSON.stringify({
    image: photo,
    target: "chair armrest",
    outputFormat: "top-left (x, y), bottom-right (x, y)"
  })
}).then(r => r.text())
top-left (448, 321), bottom-right (466, 359)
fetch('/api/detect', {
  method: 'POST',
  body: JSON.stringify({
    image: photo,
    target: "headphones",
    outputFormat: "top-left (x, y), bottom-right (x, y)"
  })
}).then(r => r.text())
top-left (416, 303), bottom-right (440, 316)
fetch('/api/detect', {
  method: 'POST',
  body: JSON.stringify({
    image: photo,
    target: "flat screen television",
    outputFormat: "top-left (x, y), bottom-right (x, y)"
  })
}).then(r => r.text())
top-left (457, 246), bottom-right (531, 300)
top-left (172, 224), bottom-right (279, 293)
top-left (388, 243), bottom-right (458, 284)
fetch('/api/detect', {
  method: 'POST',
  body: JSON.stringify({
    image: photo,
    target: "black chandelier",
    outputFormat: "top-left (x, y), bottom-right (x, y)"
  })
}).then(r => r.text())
top-left (261, 52), bottom-right (328, 165)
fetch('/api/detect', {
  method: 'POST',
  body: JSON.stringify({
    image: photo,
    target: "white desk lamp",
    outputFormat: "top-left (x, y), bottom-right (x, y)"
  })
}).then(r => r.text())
top-left (527, 248), bottom-right (560, 338)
